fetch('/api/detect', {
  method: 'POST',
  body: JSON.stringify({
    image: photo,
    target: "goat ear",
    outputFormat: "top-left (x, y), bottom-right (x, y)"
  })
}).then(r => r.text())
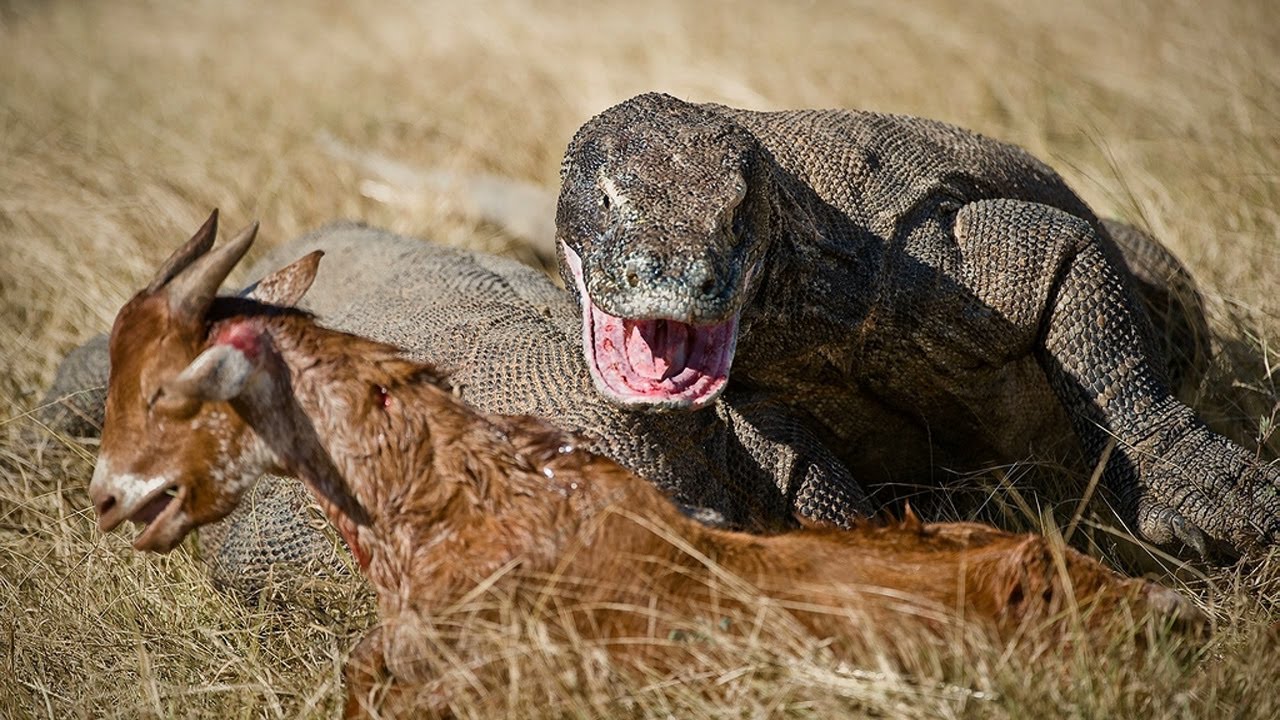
top-left (166, 220), bottom-right (260, 323)
top-left (147, 209), bottom-right (219, 293)
top-left (165, 343), bottom-right (257, 404)
top-left (241, 251), bottom-right (323, 306)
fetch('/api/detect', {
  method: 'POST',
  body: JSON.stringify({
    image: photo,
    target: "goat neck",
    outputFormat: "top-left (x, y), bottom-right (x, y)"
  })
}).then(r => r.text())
top-left (215, 304), bottom-right (620, 612)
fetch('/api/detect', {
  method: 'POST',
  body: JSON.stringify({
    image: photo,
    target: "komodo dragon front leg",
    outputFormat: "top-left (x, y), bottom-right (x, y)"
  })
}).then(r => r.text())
top-left (953, 199), bottom-right (1280, 556)
top-left (719, 389), bottom-right (872, 526)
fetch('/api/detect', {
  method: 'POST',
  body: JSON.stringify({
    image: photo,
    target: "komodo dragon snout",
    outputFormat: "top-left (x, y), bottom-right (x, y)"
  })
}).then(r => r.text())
top-left (556, 96), bottom-right (774, 411)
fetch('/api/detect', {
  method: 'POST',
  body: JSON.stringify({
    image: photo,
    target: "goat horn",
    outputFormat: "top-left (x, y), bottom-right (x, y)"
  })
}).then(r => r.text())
top-left (900, 500), bottom-right (923, 532)
top-left (166, 219), bottom-right (260, 322)
top-left (147, 209), bottom-right (219, 293)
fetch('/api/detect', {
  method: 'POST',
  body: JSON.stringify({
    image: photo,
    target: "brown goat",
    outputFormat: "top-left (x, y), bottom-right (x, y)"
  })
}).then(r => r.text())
top-left (90, 213), bottom-right (1204, 717)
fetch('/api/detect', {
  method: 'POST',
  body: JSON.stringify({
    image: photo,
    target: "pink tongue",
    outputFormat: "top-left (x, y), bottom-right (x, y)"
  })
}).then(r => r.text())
top-left (588, 300), bottom-right (738, 409)
top-left (625, 319), bottom-right (689, 380)
top-left (560, 240), bottom-right (738, 409)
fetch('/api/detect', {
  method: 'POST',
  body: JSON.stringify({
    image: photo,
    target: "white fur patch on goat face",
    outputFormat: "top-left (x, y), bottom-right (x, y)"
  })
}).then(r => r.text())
top-left (207, 443), bottom-right (268, 497)
top-left (89, 454), bottom-right (181, 536)
top-left (90, 456), bottom-right (174, 512)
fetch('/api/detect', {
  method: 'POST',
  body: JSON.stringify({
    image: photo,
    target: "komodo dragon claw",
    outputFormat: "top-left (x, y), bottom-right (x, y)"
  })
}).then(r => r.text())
top-left (1134, 419), bottom-right (1280, 560)
top-left (1172, 515), bottom-right (1209, 559)
top-left (1136, 504), bottom-right (1209, 560)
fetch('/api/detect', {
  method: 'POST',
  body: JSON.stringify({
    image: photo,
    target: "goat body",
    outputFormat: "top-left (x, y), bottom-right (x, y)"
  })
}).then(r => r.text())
top-left (89, 214), bottom-right (1203, 717)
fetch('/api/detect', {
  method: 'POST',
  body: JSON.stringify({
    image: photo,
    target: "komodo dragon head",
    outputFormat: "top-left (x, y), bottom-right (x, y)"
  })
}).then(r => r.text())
top-left (556, 92), bottom-right (773, 411)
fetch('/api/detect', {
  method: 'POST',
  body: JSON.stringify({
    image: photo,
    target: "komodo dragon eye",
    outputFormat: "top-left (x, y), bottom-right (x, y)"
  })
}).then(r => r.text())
top-left (731, 208), bottom-right (749, 239)
top-left (599, 192), bottom-right (611, 211)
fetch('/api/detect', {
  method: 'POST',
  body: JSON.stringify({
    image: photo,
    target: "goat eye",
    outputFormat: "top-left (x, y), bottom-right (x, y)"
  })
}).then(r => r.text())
top-left (151, 385), bottom-right (201, 420)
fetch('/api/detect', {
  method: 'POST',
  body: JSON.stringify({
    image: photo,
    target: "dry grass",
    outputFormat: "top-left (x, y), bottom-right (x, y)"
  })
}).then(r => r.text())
top-left (2, 0), bottom-right (1279, 716)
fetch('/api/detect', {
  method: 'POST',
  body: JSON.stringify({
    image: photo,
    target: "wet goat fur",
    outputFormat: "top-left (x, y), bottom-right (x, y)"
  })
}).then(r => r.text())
top-left (247, 313), bottom-right (1201, 716)
top-left (242, 314), bottom-right (1200, 704)
top-left (97, 237), bottom-right (1204, 717)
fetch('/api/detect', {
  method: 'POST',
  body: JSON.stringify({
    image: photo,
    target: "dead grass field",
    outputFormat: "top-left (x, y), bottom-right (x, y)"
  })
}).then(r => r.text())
top-left (2, 0), bottom-right (1279, 717)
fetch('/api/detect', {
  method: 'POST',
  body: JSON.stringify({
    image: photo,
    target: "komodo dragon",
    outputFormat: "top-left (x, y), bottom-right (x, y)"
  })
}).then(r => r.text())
top-left (43, 220), bottom-right (868, 592)
top-left (552, 92), bottom-right (1276, 557)
top-left (45, 208), bottom-right (1213, 592)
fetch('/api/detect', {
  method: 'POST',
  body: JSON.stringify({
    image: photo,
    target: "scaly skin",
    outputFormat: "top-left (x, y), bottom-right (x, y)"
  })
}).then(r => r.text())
top-left (42, 223), bottom-right (866, 595)
top-left (555, 92), bottom-right (1275, 557)
top-left (37, 136), bottom-right (1226, 590)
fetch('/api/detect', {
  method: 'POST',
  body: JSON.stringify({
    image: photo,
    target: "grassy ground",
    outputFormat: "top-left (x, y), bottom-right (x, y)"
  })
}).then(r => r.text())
top-left (2, 0), bottom-right (1279, 716)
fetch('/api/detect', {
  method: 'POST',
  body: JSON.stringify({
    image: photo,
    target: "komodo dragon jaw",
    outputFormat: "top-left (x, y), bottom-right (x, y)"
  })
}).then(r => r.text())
top-left (561, 240), bottom-right (741, 410)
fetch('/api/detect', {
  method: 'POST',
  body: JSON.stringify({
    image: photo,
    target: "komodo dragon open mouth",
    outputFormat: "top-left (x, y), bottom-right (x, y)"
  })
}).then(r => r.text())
top-left (562, 242), bottom-right (739, 410)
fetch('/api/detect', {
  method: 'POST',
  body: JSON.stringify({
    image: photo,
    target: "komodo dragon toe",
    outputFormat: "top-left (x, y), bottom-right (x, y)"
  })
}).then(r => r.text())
top-left (1130, 407), bottom-right (1280, 558)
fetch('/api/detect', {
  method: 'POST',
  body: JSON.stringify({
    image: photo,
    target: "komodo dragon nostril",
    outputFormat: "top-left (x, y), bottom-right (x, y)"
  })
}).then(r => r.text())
top-left (623, 251), bottom-right (657, 287)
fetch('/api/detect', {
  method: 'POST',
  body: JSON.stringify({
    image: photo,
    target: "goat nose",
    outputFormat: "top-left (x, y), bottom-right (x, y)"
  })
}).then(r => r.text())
top-left (89, 483), bottom-right (118, 519)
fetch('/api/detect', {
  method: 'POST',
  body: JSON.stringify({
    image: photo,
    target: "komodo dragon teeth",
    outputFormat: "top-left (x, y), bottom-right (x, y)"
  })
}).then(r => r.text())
top-left (555, 92), bottom-right (1275, 558)
top-left (562, 240), bottom-right (739, 410)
